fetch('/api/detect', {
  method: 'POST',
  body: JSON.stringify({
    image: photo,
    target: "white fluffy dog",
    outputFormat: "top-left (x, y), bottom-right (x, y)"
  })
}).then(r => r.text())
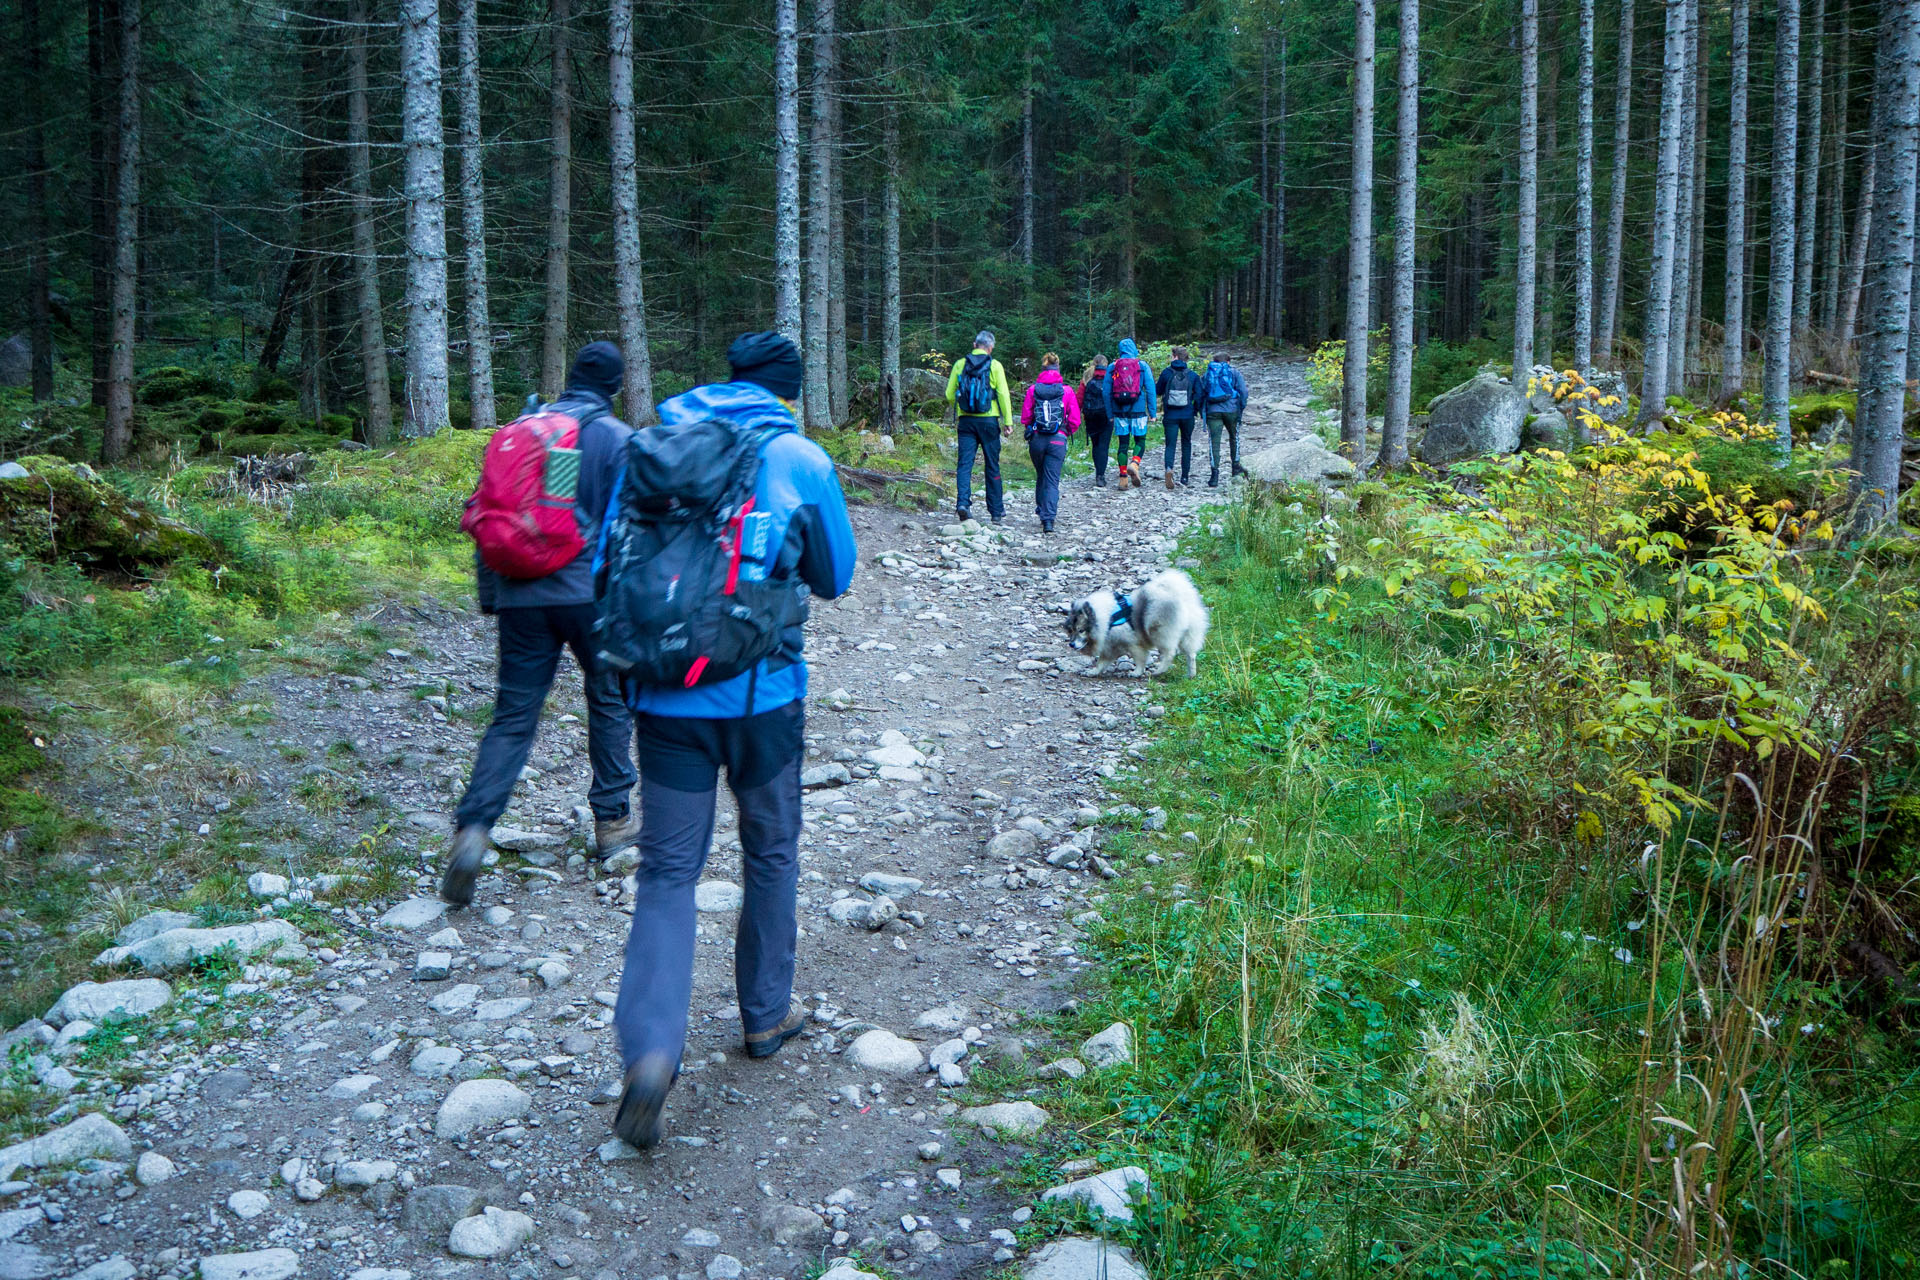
top-left (1065, 569), bottom-right (1209, 678)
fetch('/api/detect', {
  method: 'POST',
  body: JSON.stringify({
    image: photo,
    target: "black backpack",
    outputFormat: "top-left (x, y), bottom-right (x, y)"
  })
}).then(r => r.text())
top-left (1028, 381), bottom-right (1067, 437)
top-left (592, 420), bottom-right (808, 689)
top-left (1161, 367), bottom-right (1197, 413)
top-left (955, 353), bottom-right (996, 416)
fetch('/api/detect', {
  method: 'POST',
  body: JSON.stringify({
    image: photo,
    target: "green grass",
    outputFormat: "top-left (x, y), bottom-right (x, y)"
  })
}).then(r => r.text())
top-left (1036, 480), bottom-right (1919, 1278)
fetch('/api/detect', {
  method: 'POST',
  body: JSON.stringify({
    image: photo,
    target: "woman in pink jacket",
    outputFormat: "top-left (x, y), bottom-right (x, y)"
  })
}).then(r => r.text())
top-left (1020, 352), bottom-right (1082, 534)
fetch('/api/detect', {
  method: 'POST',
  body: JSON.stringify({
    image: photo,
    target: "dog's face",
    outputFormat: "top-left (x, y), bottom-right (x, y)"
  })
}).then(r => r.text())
top-left (1065, 601), bottom-right (1097, 654)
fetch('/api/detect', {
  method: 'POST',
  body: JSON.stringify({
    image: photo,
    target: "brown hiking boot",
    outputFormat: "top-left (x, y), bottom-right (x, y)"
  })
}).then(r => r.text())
top-left (1164, 468), bottom-right (1175, 491)
top-left (744, 1004), bottom-right (811, 1059)
top-left (440, 824), bottom-right (489, 908)
top-left (594, 812), bottom-right (640, 860)
top-left (611, 1054), bottom-right (676, 1151)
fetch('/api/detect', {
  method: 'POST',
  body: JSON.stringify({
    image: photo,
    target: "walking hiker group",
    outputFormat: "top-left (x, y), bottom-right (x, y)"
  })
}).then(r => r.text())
top-left (448, 332), bottom-right (856, 1152)
top-left (949, 334), bottom-right (1251, 534)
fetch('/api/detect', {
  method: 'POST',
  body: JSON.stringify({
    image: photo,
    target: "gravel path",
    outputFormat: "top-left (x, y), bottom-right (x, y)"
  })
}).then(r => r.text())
top-left (3, 357), bottom-right (1314, 1280)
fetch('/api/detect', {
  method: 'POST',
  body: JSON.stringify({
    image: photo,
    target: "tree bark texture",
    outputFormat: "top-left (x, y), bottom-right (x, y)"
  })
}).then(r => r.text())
top-left (773, 0), bottom-right (803, 342)
top-left (1597, 0), bottom-right (1635, 363)
top-left (347, 0), bottom-right (393, 445)
top-left (24, 0), bottom-right (53, 400)
top-left (1574, 0), bottom-right (1597, 371)
top-left (103, 0), bottom-right (140, 462)
top-left (1381, 0), bottom-right (1417, 469)
top-left (1272, 37), bottom-right (1288, 340)
top-left (400, 0), bottom-right (450, 436)
top-left (1342, 0), bottom-right (1376, 460)
top-left (543, 0), bottom-right (572, 398)
top-left (1667, 0), bottom-right (1697, 392)
top-left (803, 0), bottom-right (836, 430)
top-left (880, 15), bottom-right (901, 432)
top-left (609, 0), bottom-right (655, 423)
top-left (1840, 148), bottom-right (1875, 341)
top-left (1514, 0), bottom-right (1540, 375)
top-left (1721, 0), bottom-right (1751, 399)
top-left (1793, 0), bottom-right (1825, 341)
top-left (1762, 0), bottom-right (1800, 459)
top-left (455, 0), bottom-right (495, 429)
top-left (829, 74), bottom-right (848, 424)
top-left (89, 0), bottom-right (117, 409)
top-left (1638, 0), bottom-right (1689, 426)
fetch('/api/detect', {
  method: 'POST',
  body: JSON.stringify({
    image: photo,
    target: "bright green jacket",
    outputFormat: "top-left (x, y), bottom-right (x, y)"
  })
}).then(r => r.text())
top-left (945, 349), bottom-right (1015, 426)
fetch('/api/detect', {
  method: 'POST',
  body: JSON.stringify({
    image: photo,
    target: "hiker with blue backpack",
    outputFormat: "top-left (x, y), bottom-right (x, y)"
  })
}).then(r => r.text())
top-left (1102, 338), bottom-right (1157, 489)
top-left (1020, 352), bottom-right (1083, 533)
top-left (1196, 350), bottom-right (1250, 487)
top-left (943, 331), bottom-right (1016, 523)
top-left (593, 331), bottom-right (857, 1152)
top-left (442, 341), bottom-right (641, 908)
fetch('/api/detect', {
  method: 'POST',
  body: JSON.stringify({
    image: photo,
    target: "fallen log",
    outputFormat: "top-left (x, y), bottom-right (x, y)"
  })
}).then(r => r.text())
top-left (834, 463), bottom-right (944, 496)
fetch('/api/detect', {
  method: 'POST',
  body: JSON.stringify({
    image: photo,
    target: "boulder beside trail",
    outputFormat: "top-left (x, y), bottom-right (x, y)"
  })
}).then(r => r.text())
top-left (1022, 1237), bottom-right (1152, 1280)
top-left (1417, 372), bottom-right (1527, 466)
top-left (44, 978), bottom-right (171, 1028)
top-left (0, 1112), bottom-right (131, 1182)
top-left (94, 919), bottom-right (300, 974)
top-left (899, 367), bottom-right (949, 407)
top-left (1241, 434), bottom-right (1357, 485)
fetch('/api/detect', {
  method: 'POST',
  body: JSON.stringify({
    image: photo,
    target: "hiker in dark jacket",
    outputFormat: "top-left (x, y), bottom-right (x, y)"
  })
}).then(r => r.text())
top-left (609, 331), bottom-right (858, 1153)
top-left (1196, 351), bottom-right (1251, 486)
top-left (1020, 353), bottom-right (1083, 533)
top-left (1157, 347), bottom-right (1202, 488)
top-left (1080, 356), bottom-right (1114, 487)
top-left (442, 342), bottom-right (640, 907)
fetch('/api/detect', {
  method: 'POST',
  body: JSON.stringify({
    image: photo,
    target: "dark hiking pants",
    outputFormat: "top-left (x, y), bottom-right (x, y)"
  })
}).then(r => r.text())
top-left (955, 417), bottom-right (1004, 520)
top-left (1028, 435), bottom-right (1067, 523)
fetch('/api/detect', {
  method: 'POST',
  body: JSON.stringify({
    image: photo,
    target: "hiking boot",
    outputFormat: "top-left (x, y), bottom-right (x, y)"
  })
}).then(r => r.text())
top-left (1094, 475), bottom-right (1107, 488)
top-left (1209, 467), bottom-right (1220, 487)
top-left (744, 1005), bottom-right (811, 1060)
top-left (1232, 462), bottom-right (1248, 478)
top-left (955, 509), bottom-right (970, 524)
top-left (593, 812), bottom-right (639, 860)
top-left (440, 824), bottom-right (489, 908)
top-left (611, 1054), bottom-right (676, 1150)
top-left (1042, 520), bottom-right (1055, 534)
top-left (1164, 469), bottom-right (1176, 491)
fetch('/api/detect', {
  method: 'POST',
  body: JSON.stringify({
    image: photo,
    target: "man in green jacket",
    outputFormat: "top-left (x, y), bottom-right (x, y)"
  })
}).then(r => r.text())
top-left (944, 331), bottom-right (1015, 523)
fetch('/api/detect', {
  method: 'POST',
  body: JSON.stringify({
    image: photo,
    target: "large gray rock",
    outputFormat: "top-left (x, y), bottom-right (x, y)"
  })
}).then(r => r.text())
top-left (1241, 435), bottom-right (1357, 485)
top-left (1022, 1237), bottom-right (1151, 1280)
top-left (66, 1259), bottom-right (136, 1280)
top-left (0, 1113), bottom-right (131, 1181)
top-left (1585, 370), bottom-right (1631, 425)
top-left (757, 1203), bottom-right (825, 1245)
top-left (960, 1101), bottom-right (1049, 1138)
top-left (448, 1207), bottom-right (535, 1259)
top-left (846, 1029), bottom-right (923, 1076)
top-left (112, 911), bottom-right (196, 948)
top-left (1081, 1022), bottom-right (1134, 1070)
top-left (195, 1250), bottom-right (300, 1280)
top-left (1040, 1167), bottom-right (1152, 1223)
top-left (97, 920), bottom-right (300, 974)
top-left (900, 367), bottom-right (948, 406)
top-left (1523, 409), bottom-right (1574, 453)
top-left (1417, 372), bottom-right (1527, 465)
top-left (0, 1242), bottom-right (50, 1280)
top-left (44, 979), bottom-right (171, 1028)
top-left (435, 1079), bottom-right (530, 1138)
top-left (0, 337), bottom-right (28, 389)
top-left (377, 898), bottom-right (447, 930)
top-left (402, 1184), bottom-right (484, 1237)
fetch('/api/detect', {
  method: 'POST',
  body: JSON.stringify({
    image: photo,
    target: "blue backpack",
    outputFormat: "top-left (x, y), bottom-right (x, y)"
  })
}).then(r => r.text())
top-left (1205, 362), bottom-right (1237, 410)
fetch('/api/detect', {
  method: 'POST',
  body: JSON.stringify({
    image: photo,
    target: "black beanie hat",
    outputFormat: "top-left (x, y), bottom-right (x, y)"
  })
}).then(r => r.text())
top-left (727, 331), bottom-right (804, 401)
top-left (566, 341), bottom-right (625, 400)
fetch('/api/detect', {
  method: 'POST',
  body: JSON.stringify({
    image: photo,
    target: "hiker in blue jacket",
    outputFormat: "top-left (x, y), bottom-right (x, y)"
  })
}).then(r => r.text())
top-left (609, 332), bottom-right (857, 1151)
top-left (1196, 351), bottom-right (1250, 486)
top-left (1102, 338), bottom-right (1157, 486)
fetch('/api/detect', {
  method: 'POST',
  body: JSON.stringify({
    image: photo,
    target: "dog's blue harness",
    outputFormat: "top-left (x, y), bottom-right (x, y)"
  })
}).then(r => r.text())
top-left (1109, 593), bottom-right (1133, 631)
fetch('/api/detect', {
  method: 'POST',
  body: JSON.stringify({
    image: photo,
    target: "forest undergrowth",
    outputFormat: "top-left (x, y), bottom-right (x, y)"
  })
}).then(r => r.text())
top-left (1039, 413), bottom-right (1920, 1277)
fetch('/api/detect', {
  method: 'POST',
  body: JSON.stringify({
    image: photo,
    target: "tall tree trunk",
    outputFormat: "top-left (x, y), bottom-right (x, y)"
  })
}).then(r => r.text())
top-left (1637, 0), bottom-right (1689, 427)
top-left (89, 0), bottom-right (118, 408)
top-left (609, 0), bottom-right (655, 423)
top-left (803, 0), bottom-right (836, 429)
top-left (1667, 0), bottom-right (1697, 392)
top-left (347, 0), bottom-right (393, 445)
top-left (1762, 0), bottom-right (1800, 460)
top-left (1684, 3), bottom-right (1708, 383)
top-left (879, 18), bottom-right (901, 432)
top-left (1793, 0), bottom-right (1826, 344)
top-left (1574, 0), bottom-right (1597, 370)
top-left (455, 0), bottom-right (495, 429)
top-left (1381, 0), bottom-right (1418, 469)
top-left (1839, 148), bottom-right (1875, 340)
top-left (1849, 0), bottom-right (1919, 529)
top-left (400, 0), bottom-right (450, 436)
top-left (773, 0), bottom-right (803, 342)
top-left (1597, 0), bottom-right (1635, 363)
top-left (1538, 18), bottom-right (1559, 367)
top-left (102, 0), bottom-right (139, 462)
top-left (1272, 36), bottom-right (1288, 339)
top-left (23, 0), bottom-right (53, 400)
top-left (1258, 38), bottom-right (1271, 336)
top-left (1341, 0), bottom-right (1376, 460)
top-left (829, 76), bottom-right (848, 422)
top-left (1721, 0), bottom-right (1751, 399)
top-left (1514, 0), bottom-right (1540, 374)
top-left (1019, 67), bottom-right (1035, 273)
top-left (1819, 25), bottom-right (1850, 330)
top-left (542, 0), bottom-right (572, 397)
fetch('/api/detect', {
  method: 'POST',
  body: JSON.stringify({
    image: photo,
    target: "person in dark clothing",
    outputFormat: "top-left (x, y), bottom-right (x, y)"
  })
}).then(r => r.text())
top-left (1080, 356), bottom-right (1113, 486)
top-left (442, 342), bottom-right (640, 907)
top-left (609, 331), bottom-right (858, 1152)
top-left (1020, 353), bottom-right (1083, 532)
top-left (1158, 347), bottom-right (1202, 488)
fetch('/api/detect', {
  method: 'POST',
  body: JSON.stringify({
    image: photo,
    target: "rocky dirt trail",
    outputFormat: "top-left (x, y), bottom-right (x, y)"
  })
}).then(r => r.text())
top-left (2, 357), bottom-right (1315, 1280)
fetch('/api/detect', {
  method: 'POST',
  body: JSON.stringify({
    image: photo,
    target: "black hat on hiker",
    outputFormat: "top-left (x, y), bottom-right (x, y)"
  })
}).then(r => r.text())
top-left (567, 341), bottom-right (625, 400)
top-left (728, 331), bottom-right (804, 400)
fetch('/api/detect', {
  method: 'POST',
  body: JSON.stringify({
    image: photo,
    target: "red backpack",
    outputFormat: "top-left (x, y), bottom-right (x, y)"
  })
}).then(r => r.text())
top-left (461, 406), bottom-right (595, 579)
top-left (1108, 357), bottom-right (1144, 412)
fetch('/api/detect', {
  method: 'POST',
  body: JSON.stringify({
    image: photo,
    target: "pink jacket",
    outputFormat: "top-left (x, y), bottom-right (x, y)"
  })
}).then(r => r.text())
top-left (1020, 369), bottom-right (1083, 436)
